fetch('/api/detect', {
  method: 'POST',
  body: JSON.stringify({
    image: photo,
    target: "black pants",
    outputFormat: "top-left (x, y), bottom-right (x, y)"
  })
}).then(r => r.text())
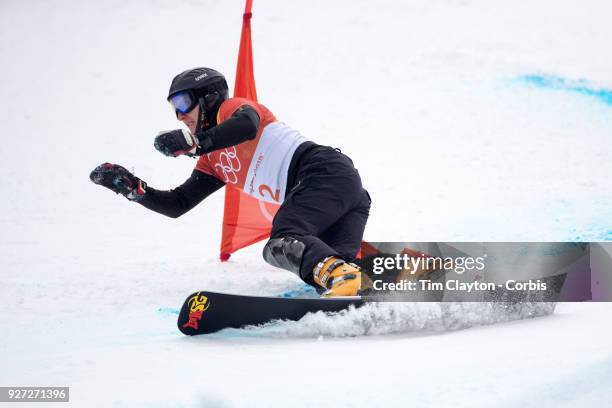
top-left (270, 147), bottom-right (371, 284)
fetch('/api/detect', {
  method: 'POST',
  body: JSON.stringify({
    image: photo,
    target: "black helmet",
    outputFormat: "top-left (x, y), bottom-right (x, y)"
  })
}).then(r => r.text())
top-left (167, 67), bottom-right (229, 132)
top-left (168, 67), bottom-right (228, 99)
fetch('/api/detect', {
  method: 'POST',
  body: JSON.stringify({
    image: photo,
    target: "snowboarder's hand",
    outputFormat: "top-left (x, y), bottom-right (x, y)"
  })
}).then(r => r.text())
top-left (154, 129), bottom-right (199, 157)
top-left (89, 163), bottom-right (147, 201)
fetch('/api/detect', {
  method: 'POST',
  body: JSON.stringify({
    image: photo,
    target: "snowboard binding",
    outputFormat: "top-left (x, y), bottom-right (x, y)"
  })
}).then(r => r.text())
top-left (313, 256), bottom-right (373, 297)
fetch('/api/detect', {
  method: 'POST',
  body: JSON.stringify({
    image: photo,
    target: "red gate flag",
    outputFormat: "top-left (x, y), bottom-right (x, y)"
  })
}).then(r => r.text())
top-left (234, 0), bottom-right (257, 102)
top-left (219, 0), bottom-right (280, 261)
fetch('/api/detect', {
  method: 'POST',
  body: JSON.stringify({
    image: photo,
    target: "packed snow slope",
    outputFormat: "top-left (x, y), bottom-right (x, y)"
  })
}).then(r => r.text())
top-left (1, 0), bottom-right (611, 407)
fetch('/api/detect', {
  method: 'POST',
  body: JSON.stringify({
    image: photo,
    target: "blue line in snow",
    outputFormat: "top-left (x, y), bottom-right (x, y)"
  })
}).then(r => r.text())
top-left (582, 230), bottom-right (612, 241)
top-left (517, 74), bottom-right (612, 106)
top-left (157, 307), bottom-right (179, 316)
top-left (279, 284), bottom-right (319, 298)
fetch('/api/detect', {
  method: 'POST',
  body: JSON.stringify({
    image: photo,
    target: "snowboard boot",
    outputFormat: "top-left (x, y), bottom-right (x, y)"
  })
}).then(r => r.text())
top-left (313, 256), bottom-right (372, 297)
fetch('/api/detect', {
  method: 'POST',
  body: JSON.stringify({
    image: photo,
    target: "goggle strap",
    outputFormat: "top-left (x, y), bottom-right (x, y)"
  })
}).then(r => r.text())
top-left (195, 97), bottom-right (207, 135)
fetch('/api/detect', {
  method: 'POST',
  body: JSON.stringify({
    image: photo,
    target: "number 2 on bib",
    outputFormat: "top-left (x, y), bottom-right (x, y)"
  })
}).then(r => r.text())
top-left (258, 184), bottom-right (280, 203)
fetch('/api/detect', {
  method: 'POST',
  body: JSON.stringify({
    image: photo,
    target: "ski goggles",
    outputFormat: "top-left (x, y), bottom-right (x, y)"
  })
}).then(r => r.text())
top-left (168, 90), bottom-right (198, 115)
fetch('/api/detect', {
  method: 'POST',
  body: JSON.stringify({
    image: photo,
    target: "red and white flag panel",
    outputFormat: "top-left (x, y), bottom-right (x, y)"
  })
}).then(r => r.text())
top-left (219, 0), bottom-right (280, 261)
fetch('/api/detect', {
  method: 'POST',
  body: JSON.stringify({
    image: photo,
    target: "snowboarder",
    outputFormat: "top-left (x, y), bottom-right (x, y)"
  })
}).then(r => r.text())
top-left (90, 67), bottom-right (372, 296)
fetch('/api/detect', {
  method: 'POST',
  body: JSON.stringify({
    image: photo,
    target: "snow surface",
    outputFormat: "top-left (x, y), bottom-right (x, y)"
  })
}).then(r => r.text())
top-left (1, 0), bottom-right (612, 406)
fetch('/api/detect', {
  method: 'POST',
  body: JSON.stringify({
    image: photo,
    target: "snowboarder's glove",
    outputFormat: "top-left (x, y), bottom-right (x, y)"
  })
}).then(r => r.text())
top-left (154, 129), bottom-right (199, 157)
top-left (89, 163), bottom-right (147, 201)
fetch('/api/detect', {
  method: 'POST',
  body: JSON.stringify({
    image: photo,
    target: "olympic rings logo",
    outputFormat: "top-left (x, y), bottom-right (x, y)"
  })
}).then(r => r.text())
top-left (211, 147), bottom-right (242, 184)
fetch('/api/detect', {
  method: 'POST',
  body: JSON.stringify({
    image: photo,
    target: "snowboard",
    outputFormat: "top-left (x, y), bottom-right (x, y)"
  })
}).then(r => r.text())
top-left (177, 291), bottom-right (363, 335)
